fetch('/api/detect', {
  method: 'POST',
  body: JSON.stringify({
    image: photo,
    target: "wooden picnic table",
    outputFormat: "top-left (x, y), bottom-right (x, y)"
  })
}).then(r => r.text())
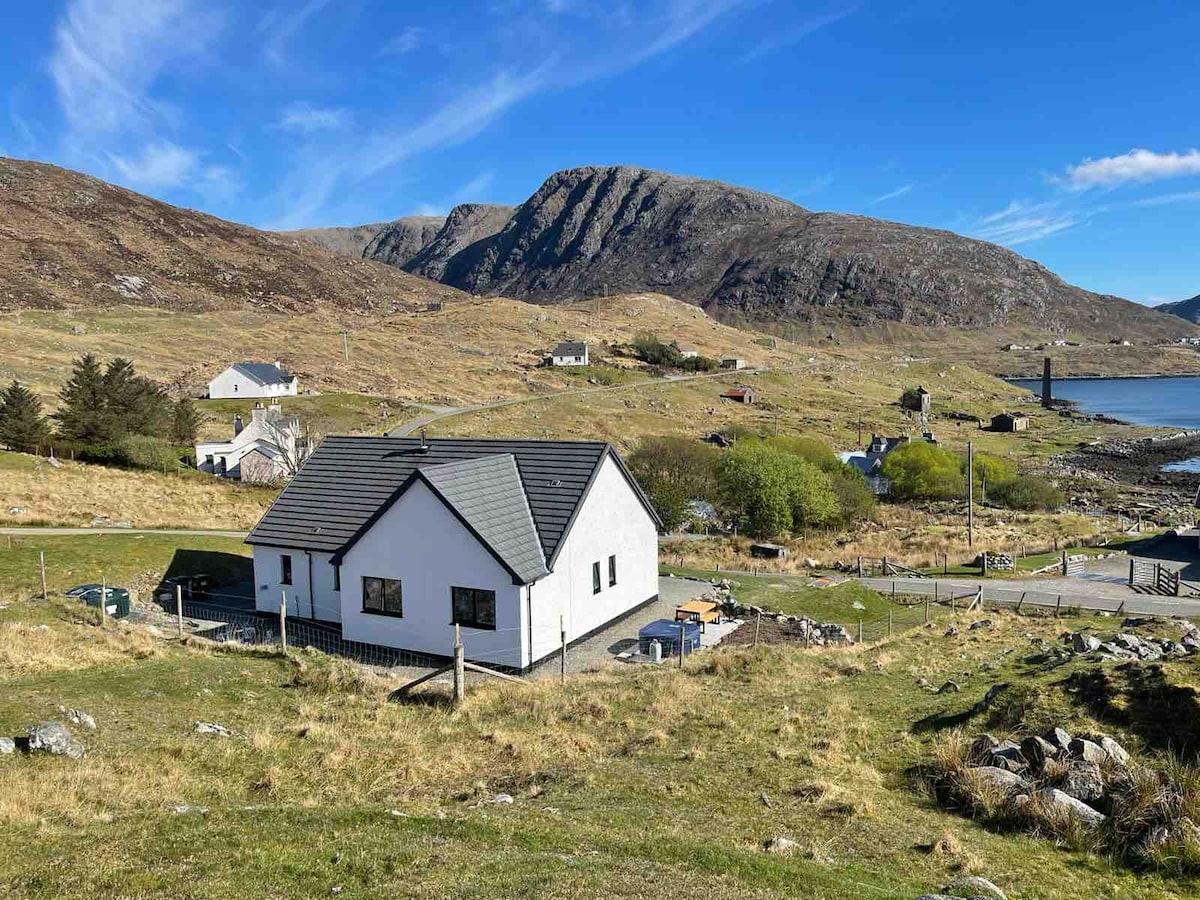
top-left (674, 600), bottom-right (721, 631)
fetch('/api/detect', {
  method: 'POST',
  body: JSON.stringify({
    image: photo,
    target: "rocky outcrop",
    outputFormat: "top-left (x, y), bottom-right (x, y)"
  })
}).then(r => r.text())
top-left (288, 221), bottom-right (395, 258)
top-left (400, 204), bottom-right (517, 282)
top-left (394, 165), bottom-right (1197, 338)
top-left (360, 215), bottom-right (447, 267)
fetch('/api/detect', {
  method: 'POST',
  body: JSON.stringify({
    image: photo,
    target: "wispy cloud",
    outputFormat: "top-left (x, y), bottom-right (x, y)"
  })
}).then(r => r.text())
top-left (973, 199), bottom-right (1079, 245)
top-left (107, 140), bottom-right (197, 189)
top-left (1133, 190), bottom-right (1200, 208)
top-left (382, 25), bottom-right (422, 55)
top-left (868, 183), bottom-right (913, 205)
top-left (49, 0), bottom-right (222, 139)
top-left (743, 6), bottom-right (857, 61)
top-left (278, 102), bottom-right (349, 133)
top-left (259, 0), bottom-right (332, 67)
top-left (452, 171), bottom-right (494, 202)
top-left (1064, 148), bottom-right (1200, 190)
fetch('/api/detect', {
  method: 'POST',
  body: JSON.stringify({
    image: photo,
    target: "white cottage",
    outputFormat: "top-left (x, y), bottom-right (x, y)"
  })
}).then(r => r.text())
top-left (550, 342), bottom-right (589, 367)
top-left (195, 402), bottom-right (306, 483)
top-left (208, 362), bottom-right (298, 399)
top-left (245, 437), bottom-right (662, 670)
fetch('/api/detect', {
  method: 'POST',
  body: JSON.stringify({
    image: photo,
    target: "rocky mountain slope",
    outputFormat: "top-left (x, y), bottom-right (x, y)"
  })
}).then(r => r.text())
top-left (1158, 294), bottom-right (1200, 324)
top-left (288, 221), bottom-right (395, 258)
top-left (0, 157), bottom-right (463, 312)
top-left (361, 215), bottom-right (447, 269)
top-left (361, 165), bottom-right (1193, 339)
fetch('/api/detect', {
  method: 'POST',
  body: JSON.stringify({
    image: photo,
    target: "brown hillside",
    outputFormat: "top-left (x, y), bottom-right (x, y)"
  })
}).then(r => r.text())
top-left (0, 157), bottom-right (464, 313)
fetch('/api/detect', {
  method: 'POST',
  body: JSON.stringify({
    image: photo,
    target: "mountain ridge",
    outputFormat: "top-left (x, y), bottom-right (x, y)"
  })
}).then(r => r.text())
top-left (351, 165), bottom-right (1193, 339)
top-left (1158, 294), bottom-right (1200, 324)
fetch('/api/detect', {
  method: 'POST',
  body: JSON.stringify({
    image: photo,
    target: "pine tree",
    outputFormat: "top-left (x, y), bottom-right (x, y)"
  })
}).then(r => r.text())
top-left (104, 357), bottom-right (169, 436)
top-left (170, 398), bottom-right (201, 445)
top-left (56, 354), bottom-right (111, 444)
top-left (0, 381), bottom-right (50, 453)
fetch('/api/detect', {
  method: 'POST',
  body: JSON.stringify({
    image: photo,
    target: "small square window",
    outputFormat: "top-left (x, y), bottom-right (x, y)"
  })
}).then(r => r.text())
top-left (451, 586), bottom-right (497, 630)
top-left (592, 561), bottom-right (602, 594)
top-left (608, 554), bottom-right (617, 587)
top-left (280, 554), bottom-right (292, 585)
top-left (362, 576), bottom-right (402, 617)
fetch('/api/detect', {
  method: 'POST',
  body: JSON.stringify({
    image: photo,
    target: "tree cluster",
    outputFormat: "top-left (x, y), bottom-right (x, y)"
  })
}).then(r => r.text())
top-left (0, 355), bottom-right (200, 469)
top-left (881, 441), bottom-right (1062, 511)
top-left (629, 433), bottom-right (876, 539)
top-left (629, 334), bottom-right (719, 372)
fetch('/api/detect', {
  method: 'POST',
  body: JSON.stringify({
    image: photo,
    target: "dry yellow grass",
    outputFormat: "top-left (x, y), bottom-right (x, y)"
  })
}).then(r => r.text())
top-left (0, 453), bottom-right (272, 528)
top-left (0, 618), bottom-right (158, 677)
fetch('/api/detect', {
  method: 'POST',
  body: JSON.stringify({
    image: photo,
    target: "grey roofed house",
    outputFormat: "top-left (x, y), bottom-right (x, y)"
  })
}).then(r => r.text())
top-left (553, 341), bottom-right (587, 357)
top-left (233, 362), bottom-right (296, 386)
top-left (245, 436), bottom-right (661, 575)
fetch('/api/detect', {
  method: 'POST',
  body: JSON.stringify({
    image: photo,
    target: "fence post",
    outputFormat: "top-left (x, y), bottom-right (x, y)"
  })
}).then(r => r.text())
top-left (175, 584), bottom-right (184, 639)
top-left (39, 551), bottom-right (47, 601)
top-left (99, 575), bottom-right (106, 622)
top-left (858, 620), bottom-right (863, 644)
top-left (924, 597), bottom-right (930, 624)
top-left (1055, 595), bottom-right (1062, 618)
top-left (943, 554), bottom-right (948, 576)
top-left (453, 624), bottom-right (465, 705)
top-left (892, 581), bottom-right (896, 601)
top-left (753, 611), bottom-right (761, 648)
top-left (279, 590), bottom-right (288, 652)
top-left (883, 555), bottom-right (889, 576)
top-left (888, 606), bottom-right (893, 637)
top-left (982, 552), bottom-right (988, 577)
top-left (857, 556), bottom-right (863, 578)
top-left (678, 622), bottom-right (686, 668)
top-left (560, 615), bottom-right (567, 685)
top-left (1128, 559), bottom-right (1134, 587)
top-left (1017, 592), bottom-right (1025, 613)
top-left (1061, 551), bottom-right (1068, 576)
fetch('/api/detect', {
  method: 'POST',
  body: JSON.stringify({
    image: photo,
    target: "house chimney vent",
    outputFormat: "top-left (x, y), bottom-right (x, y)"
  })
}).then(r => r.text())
top-left (418, 427), bottom-right (429, 452)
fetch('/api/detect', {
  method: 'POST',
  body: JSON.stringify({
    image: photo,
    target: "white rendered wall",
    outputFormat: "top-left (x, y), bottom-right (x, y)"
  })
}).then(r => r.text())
top-left (526, 454), bottom-right (659, 663)
top-left (337, 481), bottom-right (525, 667)
top-left (253, 547), bottom-right (342, 623)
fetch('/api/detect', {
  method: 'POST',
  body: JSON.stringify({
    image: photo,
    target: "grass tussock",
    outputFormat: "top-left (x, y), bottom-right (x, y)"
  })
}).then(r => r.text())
top-left (287, 650), bottom-right (392, 696)
top-left (0, 618), bottom-right (158, 676)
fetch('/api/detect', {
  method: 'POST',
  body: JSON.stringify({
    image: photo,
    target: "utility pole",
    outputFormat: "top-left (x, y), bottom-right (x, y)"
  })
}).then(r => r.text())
top-left (967, 440), bottom-right (974, 548)
top-left (340, 330), bottom-right (350, 363)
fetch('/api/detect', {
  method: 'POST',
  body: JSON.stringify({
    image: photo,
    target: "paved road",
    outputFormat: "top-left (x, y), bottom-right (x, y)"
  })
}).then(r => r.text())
top-left (857, 576), bottom-right (1200, 618)
top-left (0, 527), bottom-right (250, 539)
top-left (389, 365), bottom-right (786, 436)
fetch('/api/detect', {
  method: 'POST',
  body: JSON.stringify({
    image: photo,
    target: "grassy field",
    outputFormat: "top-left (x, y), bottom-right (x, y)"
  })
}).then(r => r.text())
top-left (0, 533), bottom-right (252, 600)
top-left (0, 451), bottom-right (273, 530)
top-left (1, 594), bottom-right (1197, 898)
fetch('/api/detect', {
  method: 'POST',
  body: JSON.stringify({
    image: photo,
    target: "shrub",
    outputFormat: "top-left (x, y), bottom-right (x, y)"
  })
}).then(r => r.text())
top-left (678, 355), bottom-right (719, 373)
top-left (990, 475), bottom-right (1064, 511)
top-left (967, 452), bottom-right (1018, 489)
top-left (630, 333), bottom-right (683, 367)
top-left (111, 434), bottom-right (183, 471)
top-left (882, 442), bottom-right (965, 500)
top-left (717, 442), bottom-right (838, 538)
top-left (828, 466), bottom-right (877, 524)
top-left (627, 436), bottom-right (720, 532)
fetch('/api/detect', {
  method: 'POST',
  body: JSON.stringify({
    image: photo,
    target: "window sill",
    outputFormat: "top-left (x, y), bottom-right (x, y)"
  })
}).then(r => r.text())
top-left (452, 621), bottom-right (496, 631)
top-left (361, 609), bottom-right (405, 619)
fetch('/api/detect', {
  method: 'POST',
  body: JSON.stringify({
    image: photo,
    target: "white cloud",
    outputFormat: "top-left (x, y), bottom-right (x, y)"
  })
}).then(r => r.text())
top-left (413, 202), bottom-right (448, 217)
top-left (382, 26), bottom-right (422, 55)
top-left (451, 171), bottom-right (494, 202)
top-left (868, 183), bottom-right (913, 205)
top-left (1133, 190), bottom-right (1200, 208)
top-left (973, 199), bottom-right (1078, 245)
top-left (108, 141), bottom-right (197, 189)
top-left (278, 102), bottom-right (349, 133)
top-left (743, 6), bottom-right (857, 61)
top-left (49, 0), bottom-right (221, 138)
top-left (1065, 148), bottom-right (1200, 190)
top-left (260, 0), bottom-right (331, 67)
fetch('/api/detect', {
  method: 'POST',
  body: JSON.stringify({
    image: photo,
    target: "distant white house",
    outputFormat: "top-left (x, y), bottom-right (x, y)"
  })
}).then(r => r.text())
top-left (551, 342), bottom-right (589, 367)
top-left (208, 362), bottom-right (298, 399)
top-left (245, 437), bottom-right (662, 670)
top-left (195, 402), bottom-right (307, 484)
top-left (720, 358), bottom-right (746, 370)
top-left (679, 346), bottom-right (699, 359)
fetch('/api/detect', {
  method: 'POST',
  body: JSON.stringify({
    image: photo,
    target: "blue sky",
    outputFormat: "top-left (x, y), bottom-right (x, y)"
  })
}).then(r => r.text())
top-left (1, 0), bottom-right (1198, 304)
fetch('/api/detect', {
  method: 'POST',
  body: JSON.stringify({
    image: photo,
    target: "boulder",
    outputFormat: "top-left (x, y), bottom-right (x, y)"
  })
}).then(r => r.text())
top-left (945, 875), bottom-right (1007, 900)
top-left (763, 835), bottom-right (797, 855)
top-left (969, 734), bottom-right (999, 763)
top-left (1069, 738), bottom-right (1108, 765)
top-left (1114, 633), bottom-right (1142, 652)
top-left (938, 680), bottom-right (961, 694)
top-left (1060, 760), bottom-right (1105, 804)
top-left (990, 741), bottom-right (1028, 773)
top-left (64, 708), bottom-right (97, 731)
top-left (26, 722), bottom-right (85, 759)
top-left (194, 722), bottom-right (232, 737)
top-left (1097, 735), bottom-right (1130, 766)
top-left (1045, 726), bottom-right (1073, 752)
top-left (0, 737), bottom-right (15, 755)
top-left (969, 766), bottom-right (1027, 793)
top-left (969, 619), bottom-right (993, 631)
top-left (1019, 735), bottom-right (1056, 773)
top-left (1070, 633), bottom-right (1101, 653)
top-left (1035, 788), bottom-right (1106, 826)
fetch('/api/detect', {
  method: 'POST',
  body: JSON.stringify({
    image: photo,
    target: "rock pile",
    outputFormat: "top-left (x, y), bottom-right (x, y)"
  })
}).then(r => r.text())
top-left (708, 585), bottom-right (855, 646)
top-left (1057, 619), bottom-right (1199, 663)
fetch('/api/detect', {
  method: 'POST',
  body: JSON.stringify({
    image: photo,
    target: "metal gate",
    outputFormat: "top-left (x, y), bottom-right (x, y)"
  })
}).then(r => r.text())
top-left (1129, 560), bottom-right (1181, 596)
top-left (1063, 554), bottom-right (1087, 577)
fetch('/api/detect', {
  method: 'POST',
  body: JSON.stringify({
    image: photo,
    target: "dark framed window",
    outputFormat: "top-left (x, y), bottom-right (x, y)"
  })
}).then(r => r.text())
top-left (280, 554), bottom-right (292, 585)
top-left (608, 554), bottom-right (617, 587)
top-left (332, 564), bottom-right (341, 591)
top-left (452, 586), bottom-right (496, 630)
top-left (362, 576), bottom-right (403, 617)
top-left (592, 561), bottom-right (602, 594)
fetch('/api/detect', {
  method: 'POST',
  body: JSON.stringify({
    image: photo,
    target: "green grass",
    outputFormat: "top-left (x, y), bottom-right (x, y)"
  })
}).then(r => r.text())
top-left (2, 598), bottom-right (1196, 898)
top-left (0, 534), bottom-right (251, 602)
top-left (664, 567), bottom-right (900, 623)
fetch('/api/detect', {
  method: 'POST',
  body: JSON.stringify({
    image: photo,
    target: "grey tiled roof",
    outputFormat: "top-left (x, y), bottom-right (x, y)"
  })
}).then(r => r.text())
top-left (420, 454), bottom-right (549, 583)
top-left (232, 362), bottom-right (295, 385)
top-left (246, 436), bottom-right (658, 579)
top-left (553, 342), bottom-right (587, 356)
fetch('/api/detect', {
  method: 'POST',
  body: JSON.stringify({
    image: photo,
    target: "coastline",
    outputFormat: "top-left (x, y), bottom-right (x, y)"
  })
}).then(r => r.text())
top-left (1006, 372), bottom-right (1200, 383)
